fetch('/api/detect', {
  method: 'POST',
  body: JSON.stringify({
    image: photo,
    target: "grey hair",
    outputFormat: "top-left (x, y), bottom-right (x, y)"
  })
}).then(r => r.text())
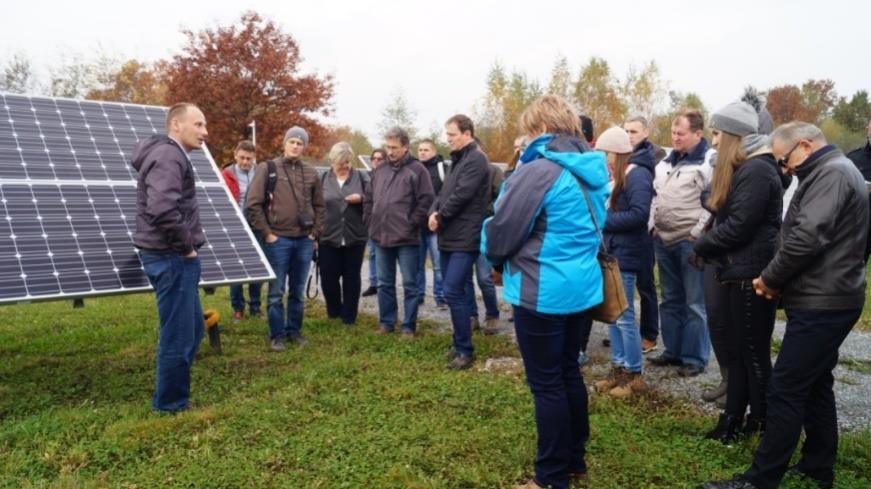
top-left (328, 141), bottom-right (354, 165)
top-left (770, 122), bottom-right (827, 147)
top-left (625, 115), bottom-right (649, 129)
top-left (384, 126), bottom-right (410, 147)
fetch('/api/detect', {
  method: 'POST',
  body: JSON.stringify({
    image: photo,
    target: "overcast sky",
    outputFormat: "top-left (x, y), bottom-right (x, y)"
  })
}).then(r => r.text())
top-left (3, 0), bottom-right (868, 143)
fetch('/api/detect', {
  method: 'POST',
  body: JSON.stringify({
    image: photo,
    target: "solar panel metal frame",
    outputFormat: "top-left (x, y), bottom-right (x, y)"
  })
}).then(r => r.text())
top-left (0, 92), bottom-right (275, 306)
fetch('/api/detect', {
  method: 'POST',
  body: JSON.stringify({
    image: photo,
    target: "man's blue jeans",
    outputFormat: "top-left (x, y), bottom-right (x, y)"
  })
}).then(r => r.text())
top-left (418, 230), bottom-right (444, 303)
top-left (375, 244), bottom-right (420, 332)
top-left (466, 252), bottom-right (500, 319)
top-left (264, 236), bottom-right (313, 340)
top-left (367, 240), bottom-right (378, 289)
top-left (230, 282), bottom-right (262, 314)
top-left (608, 271), bottom-right (642, 372)
top-left (441, 251), bottom-right (477, 355)
top-left (140, 251), bottom-right (205, 413)
top-left (654, 238), bottom-right (710, 368)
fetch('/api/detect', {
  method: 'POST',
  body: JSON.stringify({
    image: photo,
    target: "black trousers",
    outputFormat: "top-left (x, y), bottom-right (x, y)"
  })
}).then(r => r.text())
top-left (704, 265), bottom-right (731, 372)
top-left (744, 307), bottom-right (860, 489)
top-left (722, 280), bottom-right (776, 420)
top-left (637, 248), bottom-right (660, 342)
top-left (319, 243), bottom-right (366, 325)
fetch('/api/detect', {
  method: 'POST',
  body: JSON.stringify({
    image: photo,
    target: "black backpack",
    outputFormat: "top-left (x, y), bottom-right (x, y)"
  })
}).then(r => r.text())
top-left (261, 160), bottom-right (279, 223)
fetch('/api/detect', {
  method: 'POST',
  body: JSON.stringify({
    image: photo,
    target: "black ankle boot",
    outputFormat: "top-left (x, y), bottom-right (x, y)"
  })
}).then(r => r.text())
top-left (742, 417), bottom-right (765, 437)
top-left (704, 413), bottom-right (743, 444)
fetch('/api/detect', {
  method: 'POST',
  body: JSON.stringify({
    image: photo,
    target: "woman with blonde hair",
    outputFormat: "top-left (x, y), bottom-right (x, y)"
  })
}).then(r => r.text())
top-left (592, 126), bottom-right (655, 398)
top-left (482, 95), bottom-right (608, 489)
top-left (692, 102), bottom-right (782, 442)
top-left (319, 142), bottom-right (369, 325)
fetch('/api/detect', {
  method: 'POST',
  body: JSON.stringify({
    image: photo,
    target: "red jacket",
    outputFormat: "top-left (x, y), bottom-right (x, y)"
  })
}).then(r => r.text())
top-left (221, 165), bottom-right (241, 203)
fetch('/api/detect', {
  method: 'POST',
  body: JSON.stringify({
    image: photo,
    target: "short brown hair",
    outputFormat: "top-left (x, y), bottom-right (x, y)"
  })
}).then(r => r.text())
top-left (418, 138), bottom-right (437, 150)
top-left (446, 114), bottom-right (475, 138)
top-left (520, 95), bottom-right (580, 137)
top-left (235, 140), bottom-right (255, 153)
top-left (165, 102), bottom-right (196, 131)
top-left (674, 109), bottom-right (704, 133)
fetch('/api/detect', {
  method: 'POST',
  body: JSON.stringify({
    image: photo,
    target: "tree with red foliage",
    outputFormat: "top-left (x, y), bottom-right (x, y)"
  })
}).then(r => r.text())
top-left (766, 85), bottom-right (805, 125)
top-left (163, 12), bottom-right (334, 164)
top-left (766, 79), bottom-right (837, 125)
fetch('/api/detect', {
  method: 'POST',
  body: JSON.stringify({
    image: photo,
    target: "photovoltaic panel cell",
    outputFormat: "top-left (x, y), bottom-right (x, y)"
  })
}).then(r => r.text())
top-left (0, 93), bottom-right (274, 305)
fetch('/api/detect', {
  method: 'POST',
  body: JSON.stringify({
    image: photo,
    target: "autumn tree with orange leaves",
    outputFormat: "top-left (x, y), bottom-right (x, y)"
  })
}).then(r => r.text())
top-left (163, 12), bottom-right (334, 165)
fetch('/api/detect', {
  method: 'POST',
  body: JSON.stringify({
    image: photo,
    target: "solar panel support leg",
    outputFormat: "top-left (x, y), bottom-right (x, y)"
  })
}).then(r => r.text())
top-left (72, 298), bottom-right (85, 308)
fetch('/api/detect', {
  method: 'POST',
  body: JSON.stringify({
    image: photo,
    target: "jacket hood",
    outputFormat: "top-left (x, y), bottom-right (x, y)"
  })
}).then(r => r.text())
top-left (629, 139), bottom-right (657, 173)
top-left (132, 135), bottom-right (176, 172)
top-left (421, 154), bottom-right (445, 166)
top-left (521, 133), bottom-right (608, 190)
top-left (666, 138), bottom-right (710, 165)
top-left (742, 134), bottom-right (770, 156)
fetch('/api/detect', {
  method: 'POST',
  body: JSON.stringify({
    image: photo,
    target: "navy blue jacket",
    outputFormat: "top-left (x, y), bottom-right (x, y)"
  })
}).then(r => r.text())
top-left (603, 140), bottom-right (656, 272)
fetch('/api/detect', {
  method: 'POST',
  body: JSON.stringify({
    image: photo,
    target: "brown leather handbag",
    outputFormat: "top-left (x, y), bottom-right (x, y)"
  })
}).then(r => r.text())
top-left (576, 178), bottom-right (629, 323)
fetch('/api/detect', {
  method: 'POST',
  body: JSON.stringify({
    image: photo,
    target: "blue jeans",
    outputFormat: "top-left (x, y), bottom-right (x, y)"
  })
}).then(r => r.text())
top-left (264, 236), bottom-right (313, 339)
top-left (230, 282), bottom-right (262, 314)
top-left (441, 251), bottom-right (477, 356)
top-left (466, 252), bottom-right (500, 319)
top-left (417, 230), bottom-right (444, 302)
top-left (608, 271), bottom-right (642, 372)
top-left (375, 244), bottom-right (420, 332)
top-left (513, 305), bottom-right (590, 489)
top-left (654, 239), bottom-right (710, 368)
top-left (140, 251), bottom-right (205, 413)
top-left (367, 240), bottom-right (378, 288)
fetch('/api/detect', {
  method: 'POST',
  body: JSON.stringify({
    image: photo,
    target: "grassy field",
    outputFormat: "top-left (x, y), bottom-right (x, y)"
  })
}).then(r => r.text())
top-left (1, 290), bottom-right (869, 488)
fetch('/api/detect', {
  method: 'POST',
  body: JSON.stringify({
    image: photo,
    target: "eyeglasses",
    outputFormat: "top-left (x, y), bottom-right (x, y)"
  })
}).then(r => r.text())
top-left (777, 142), bottom-right (800, 167)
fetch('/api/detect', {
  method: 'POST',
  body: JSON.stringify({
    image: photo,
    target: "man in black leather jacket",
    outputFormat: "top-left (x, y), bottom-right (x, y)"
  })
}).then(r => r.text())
top-left (705, 122), bottom-right (869, 489)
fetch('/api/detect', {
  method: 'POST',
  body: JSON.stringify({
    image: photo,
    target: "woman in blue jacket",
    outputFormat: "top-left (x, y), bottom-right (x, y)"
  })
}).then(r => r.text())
top-left (482, 95), bottom-right (608, 489)
top-left (592, 127), bottom-right (655, 398)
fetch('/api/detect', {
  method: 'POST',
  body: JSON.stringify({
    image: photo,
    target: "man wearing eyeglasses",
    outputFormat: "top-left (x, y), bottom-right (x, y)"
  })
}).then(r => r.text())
top-left (704, 122), bottom-right (868, 489)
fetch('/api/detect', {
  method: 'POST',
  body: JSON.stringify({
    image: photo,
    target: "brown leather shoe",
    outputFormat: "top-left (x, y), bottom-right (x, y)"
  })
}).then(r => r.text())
top-left (594, 366), bottom-right (626, 393)
top-left (610, 371), bottom-right (648, 398)
top-left (641, 338), bottom-right (658, 353)
top-left (470, 316), bottom-right (481, 331)
top-left (483, 316), bottom-right (499, 335)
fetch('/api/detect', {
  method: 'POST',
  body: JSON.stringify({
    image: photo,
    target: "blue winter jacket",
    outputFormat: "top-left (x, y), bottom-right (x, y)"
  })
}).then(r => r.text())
top-left (603, 139), bottom-right (656, 272)
top-left (481, 134), bottom-right (609, 315)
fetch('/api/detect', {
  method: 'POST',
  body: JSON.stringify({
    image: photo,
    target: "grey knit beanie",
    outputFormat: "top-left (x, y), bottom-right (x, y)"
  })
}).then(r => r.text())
top-left (710, 102), bottom-right (758, 137)
top-left (283, 126), bottom-right (309, 147)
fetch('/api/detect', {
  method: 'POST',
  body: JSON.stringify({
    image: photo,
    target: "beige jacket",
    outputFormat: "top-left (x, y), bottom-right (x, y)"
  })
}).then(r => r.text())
top-left (650, 147), bottom-right (716, 245)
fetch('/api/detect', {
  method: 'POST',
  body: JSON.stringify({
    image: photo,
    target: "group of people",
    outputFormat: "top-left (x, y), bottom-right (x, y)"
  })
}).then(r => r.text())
top-left (219, 117), bottom-right (506, 369)
top-left (132, 95), bottom-right (870, 489)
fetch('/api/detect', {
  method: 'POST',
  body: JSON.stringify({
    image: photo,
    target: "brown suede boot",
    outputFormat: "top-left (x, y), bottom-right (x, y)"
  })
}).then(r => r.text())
top-left (594, 366), bottom-right (625, 393)
top-left (610, 371), bottom-right (649, 398)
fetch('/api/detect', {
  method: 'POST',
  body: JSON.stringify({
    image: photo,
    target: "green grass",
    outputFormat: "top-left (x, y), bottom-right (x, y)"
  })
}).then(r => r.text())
top-left (1, 290), bottom-right (869, 488)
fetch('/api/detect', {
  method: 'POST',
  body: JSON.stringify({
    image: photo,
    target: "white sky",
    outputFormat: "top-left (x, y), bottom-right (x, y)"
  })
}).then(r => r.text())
top-left (3, 0), bottom-right (868, 143)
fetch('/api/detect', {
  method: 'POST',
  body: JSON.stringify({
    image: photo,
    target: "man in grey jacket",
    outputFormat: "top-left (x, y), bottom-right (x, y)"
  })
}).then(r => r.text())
top-left (363, 127), bottom-right (434, 337)
top-left (705, 122), bottom-right (869, 489)
top-left (648, 109), bottom-right (715, 377)
top-left (132, 102), bottom-right (207, 414)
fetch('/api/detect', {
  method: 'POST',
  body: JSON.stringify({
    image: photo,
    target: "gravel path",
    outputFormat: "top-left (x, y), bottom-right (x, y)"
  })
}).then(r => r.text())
top-left (347, 268), bottom-right (871, 431)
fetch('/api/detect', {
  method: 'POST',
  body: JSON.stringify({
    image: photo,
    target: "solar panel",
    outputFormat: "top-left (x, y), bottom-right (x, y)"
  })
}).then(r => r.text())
top-left (0, 93), bottom-right (275, 305)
